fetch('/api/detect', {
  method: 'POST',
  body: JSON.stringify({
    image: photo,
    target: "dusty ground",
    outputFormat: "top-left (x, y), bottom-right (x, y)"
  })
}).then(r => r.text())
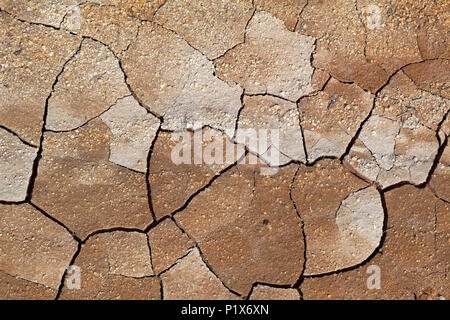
top-left (0, 0), bottom-right (448, 300)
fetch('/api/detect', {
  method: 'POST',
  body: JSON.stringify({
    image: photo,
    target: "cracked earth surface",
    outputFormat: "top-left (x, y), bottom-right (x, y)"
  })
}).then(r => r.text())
top-left (0, 0), bottom-right (448, 300)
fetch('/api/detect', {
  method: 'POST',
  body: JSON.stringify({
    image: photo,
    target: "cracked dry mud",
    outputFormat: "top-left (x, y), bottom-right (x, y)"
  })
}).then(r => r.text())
top-left (0, 0), bottom-right (448, 300)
